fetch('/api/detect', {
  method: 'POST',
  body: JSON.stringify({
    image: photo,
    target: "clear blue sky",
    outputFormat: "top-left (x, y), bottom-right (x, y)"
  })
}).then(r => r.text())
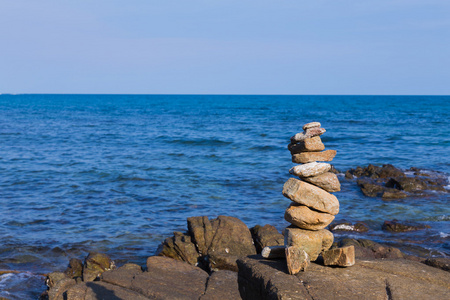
top-left (1, 1), bottom-right (449, 95)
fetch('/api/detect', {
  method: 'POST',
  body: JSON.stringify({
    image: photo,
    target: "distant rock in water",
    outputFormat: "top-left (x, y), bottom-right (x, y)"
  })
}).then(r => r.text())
top-left (345, 164), bottom-right (449, 199)
top-left (382, 220), bottom-right (431, 232)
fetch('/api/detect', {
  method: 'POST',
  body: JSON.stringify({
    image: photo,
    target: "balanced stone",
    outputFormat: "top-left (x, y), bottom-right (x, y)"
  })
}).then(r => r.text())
top-left (292, 150), bottom-right (336, 164)
top-left (290, 127), bottom-right (326, 143)
top-left (282, 178), bottom-right (339, 215)
top-left (261, 246), bottom-right (286, 259)
top-left (285, 246), bottom-right (310, 274)
top-left (284, 226), bottom-right (334, 261)
top-left (322, 246), bottom-right (355, 267)
top-left (289, 162), bottom-right (331, 178)
top-left (288, 136), bottom-right (325, 154)
top-left (285, 204), bottom-right (335, 230)
top-left (302, 122), bottom-right (321, 131)
top-left (301, 172), bottom-right (341, 193)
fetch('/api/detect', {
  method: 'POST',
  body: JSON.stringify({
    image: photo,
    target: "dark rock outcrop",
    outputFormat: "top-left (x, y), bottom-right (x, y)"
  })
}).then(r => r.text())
top-left (382, 220), bottom-right (431, 232)
top-left (347, 164), bottom-right (448, 199)
top-left (336, 238), bottom-right (404, 259)
top-left (329, 221), bottom-right (369, 233)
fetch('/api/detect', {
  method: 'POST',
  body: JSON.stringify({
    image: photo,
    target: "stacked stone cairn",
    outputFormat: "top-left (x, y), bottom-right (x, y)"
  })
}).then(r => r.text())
top-left (278, 122), bottom-right (354, 274)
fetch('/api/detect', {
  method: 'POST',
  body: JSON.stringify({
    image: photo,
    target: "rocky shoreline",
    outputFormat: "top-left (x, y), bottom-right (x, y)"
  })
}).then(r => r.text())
top-left (40, 215), bottom-right (449, 300)
top-left (38, 123), bottom-right (449, 299)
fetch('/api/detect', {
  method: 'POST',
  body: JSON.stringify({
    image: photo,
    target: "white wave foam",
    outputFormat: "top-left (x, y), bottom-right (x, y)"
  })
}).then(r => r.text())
top-left (333, 224), bottom-right (355, 231)
top-left (440, 232), bottom-right (449, 238)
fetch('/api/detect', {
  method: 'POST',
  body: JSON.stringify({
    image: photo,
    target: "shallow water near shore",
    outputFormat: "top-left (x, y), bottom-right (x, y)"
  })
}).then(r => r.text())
top-left (0, 94), bottom-right (449, 298)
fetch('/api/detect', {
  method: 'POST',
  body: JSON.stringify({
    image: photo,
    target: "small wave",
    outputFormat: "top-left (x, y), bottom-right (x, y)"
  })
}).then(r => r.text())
top-left (168, 138), bottom-right (232, 146)
top-left (440, 232), bottom-right (449, 238)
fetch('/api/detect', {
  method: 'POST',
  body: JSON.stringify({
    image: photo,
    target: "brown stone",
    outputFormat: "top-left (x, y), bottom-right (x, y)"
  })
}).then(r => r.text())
top-left (83, 252), bottom-right (115, 282)
top-left (301, 172), bottom-right (341, 193)
top-left (292, 150), bottom-right (336, 164)
top-left (285, 204), bottom-right (335, 230)
top-left (200, 270), bottom-right (241, 300)
top-left (285, 246), bottom-right (310, 274)
top-left (302, 121), bottom-right (321, 130)
top-left (323, 246), bottom-right (355, 267)
top-left (250, 224), bottom-right (284, 253)
top-left (288, 136), bottom-right (325, 154)
top-left (289, 162), bottom-right (331, 178)
top-left (261, 246), bottom-right (286, 259)
top-left (282, 178), bottom-right (339, 215)
top-left (284, 226), bottom-right (334, 261)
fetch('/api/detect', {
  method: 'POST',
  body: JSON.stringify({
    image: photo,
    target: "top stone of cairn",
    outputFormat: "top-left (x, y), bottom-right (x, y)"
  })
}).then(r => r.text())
top-left (302, 122), bottom-right (321, 131)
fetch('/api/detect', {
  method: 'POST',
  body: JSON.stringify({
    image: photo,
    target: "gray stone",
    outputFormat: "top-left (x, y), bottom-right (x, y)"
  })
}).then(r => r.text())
top-left (261, 246), bottom-right (286, 259)
top-left (200, 270), bottom-right (241, 300)
top-left (302, 121), bottom-right (321, 130)
top-left (282, 178), bottom-right (339, 215)
top-left (237, 257), bottom-right (311, 300)
top-left (289, 162), bottom-right (331, 178)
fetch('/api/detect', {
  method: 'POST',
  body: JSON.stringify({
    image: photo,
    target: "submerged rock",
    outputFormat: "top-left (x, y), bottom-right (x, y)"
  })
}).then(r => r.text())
top-left (382, 220), bottom-right (431, 232)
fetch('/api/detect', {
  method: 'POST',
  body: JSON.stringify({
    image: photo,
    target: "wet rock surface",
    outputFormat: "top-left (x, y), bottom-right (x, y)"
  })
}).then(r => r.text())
top-left (382, 220), bottom-right (431, 232)
top-left (329, 221), bottom-right (369, 232)
top-left (346, 164), bottom-right (449, 199)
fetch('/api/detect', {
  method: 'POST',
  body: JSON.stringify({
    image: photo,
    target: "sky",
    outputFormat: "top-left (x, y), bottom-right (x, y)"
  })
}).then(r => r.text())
top-left (1, 0), bottom-right (449, 95)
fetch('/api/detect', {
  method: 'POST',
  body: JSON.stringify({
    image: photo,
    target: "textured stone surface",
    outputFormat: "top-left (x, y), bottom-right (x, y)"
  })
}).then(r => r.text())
top-left (288, 136), bottom-right (325, 153)
top-left (250, 224), bottom-right (284, 253)
top-left (200, 270), bottom-right (241, 300)
top-left (187, 216), bottom-right (214, 256)
top-left (290, 127), bottom-right (326, 143)
top-left (337, 238), bottom-right (404, 259)
top-left (289, 162), bottom-right (331, 178)
top-left (285, 246), bottom-right (310, 274)
top-left (382, 220), bottom-right (431, 232)
top-left (282, 178), bottom-right (339, 215)
top-left (301, 172), bottom-right (341, 193)
top-left (157, 232), bottom-right (200, 265)
top-left (83, 252), bottom-right (115, 282)
top-left (64, 258), bottom-right (83, 279)
top-left (237, 257), bottom-right (311, 300)
top-left (261, 246), bottom-right (286, 259)
top-left (292, 149), bottom-right (336, 164)
top-left (285, 204), bottom-right (335, 230)
top-left (302, 121), bottom-right (321, 130)
top-left (284, 227), bottom-right (334, 261)
top-left (322, 245), bottom-right (355, 267)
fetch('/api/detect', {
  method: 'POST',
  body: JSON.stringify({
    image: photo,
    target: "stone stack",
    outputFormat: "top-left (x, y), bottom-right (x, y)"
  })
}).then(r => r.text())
top-left (282, 122), bottom-right (353, 273)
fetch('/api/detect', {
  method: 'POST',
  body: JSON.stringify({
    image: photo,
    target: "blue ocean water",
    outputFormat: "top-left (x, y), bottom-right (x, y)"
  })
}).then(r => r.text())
top-left (0, 94), bottom-right (449, 298)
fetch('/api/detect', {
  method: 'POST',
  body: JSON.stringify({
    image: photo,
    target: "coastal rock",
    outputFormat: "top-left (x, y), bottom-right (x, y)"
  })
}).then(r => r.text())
top-left (424, 257), bottom-right (450, 272)
top-left (200, 270), bottom-right (241, 300)
top-left (66, 281), bottom-right (150, 300)
top-left (290, 127), bottom-right (326, 143)
top-left (47, 277), bottom-right (76, 300)
top-left (302, 121), bottom-right (321, 130)
top-left (346, 164), bottom-right (405, 179)
top-left (64, 258), bottom-right (83, 279)
top-left (282, 178), bottom-right (339, 215)
top-left (101, 263), bottom-right (143, 289)
top-left (285, 204), bottom-right (335, 230)
top-left (261, 246), bottom-right (286, 259)
top-left (381, 189), bottom-right (408, 199)
top-left (356, 179), bottom-right (385, 197)
top-left (160, 215), bottom-right (256, 271)
top-left (337, 238), bottom-right (404, 259)
top-left (288, 136), bottom-right (325, 154)
top-left (285, 246), bottom-right (310, 274)
top-left (292, 149), bottom-right (336, 164)
top-left (157, 232), bottom-right (199, 265)
top-left (250, 224), bottom-right (284, 253)
top-left (386, 177), bottom-right (429, 192)
top-left (284, 226), bottom-right (334, 261)
top-left (329, 221), bottom-right (369, 233)
top-left (322, 246), bottom-right (355, 267)
top-left (382, 220), bottom-right (431, 232)
top-left (187, 216), bottom-right (214, 256)
top-left (301, 172), bottom-right (341, 193)
top-left (237, 257), bottom-right (311, 300)
top-left (82, 252), bottom-right (115, 282)
top-left (289, 162), bottom-right (331, 178)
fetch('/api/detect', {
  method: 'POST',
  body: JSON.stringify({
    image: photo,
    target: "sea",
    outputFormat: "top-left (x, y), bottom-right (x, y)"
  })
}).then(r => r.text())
top-left (0, 94), bottom-right (449, 298)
